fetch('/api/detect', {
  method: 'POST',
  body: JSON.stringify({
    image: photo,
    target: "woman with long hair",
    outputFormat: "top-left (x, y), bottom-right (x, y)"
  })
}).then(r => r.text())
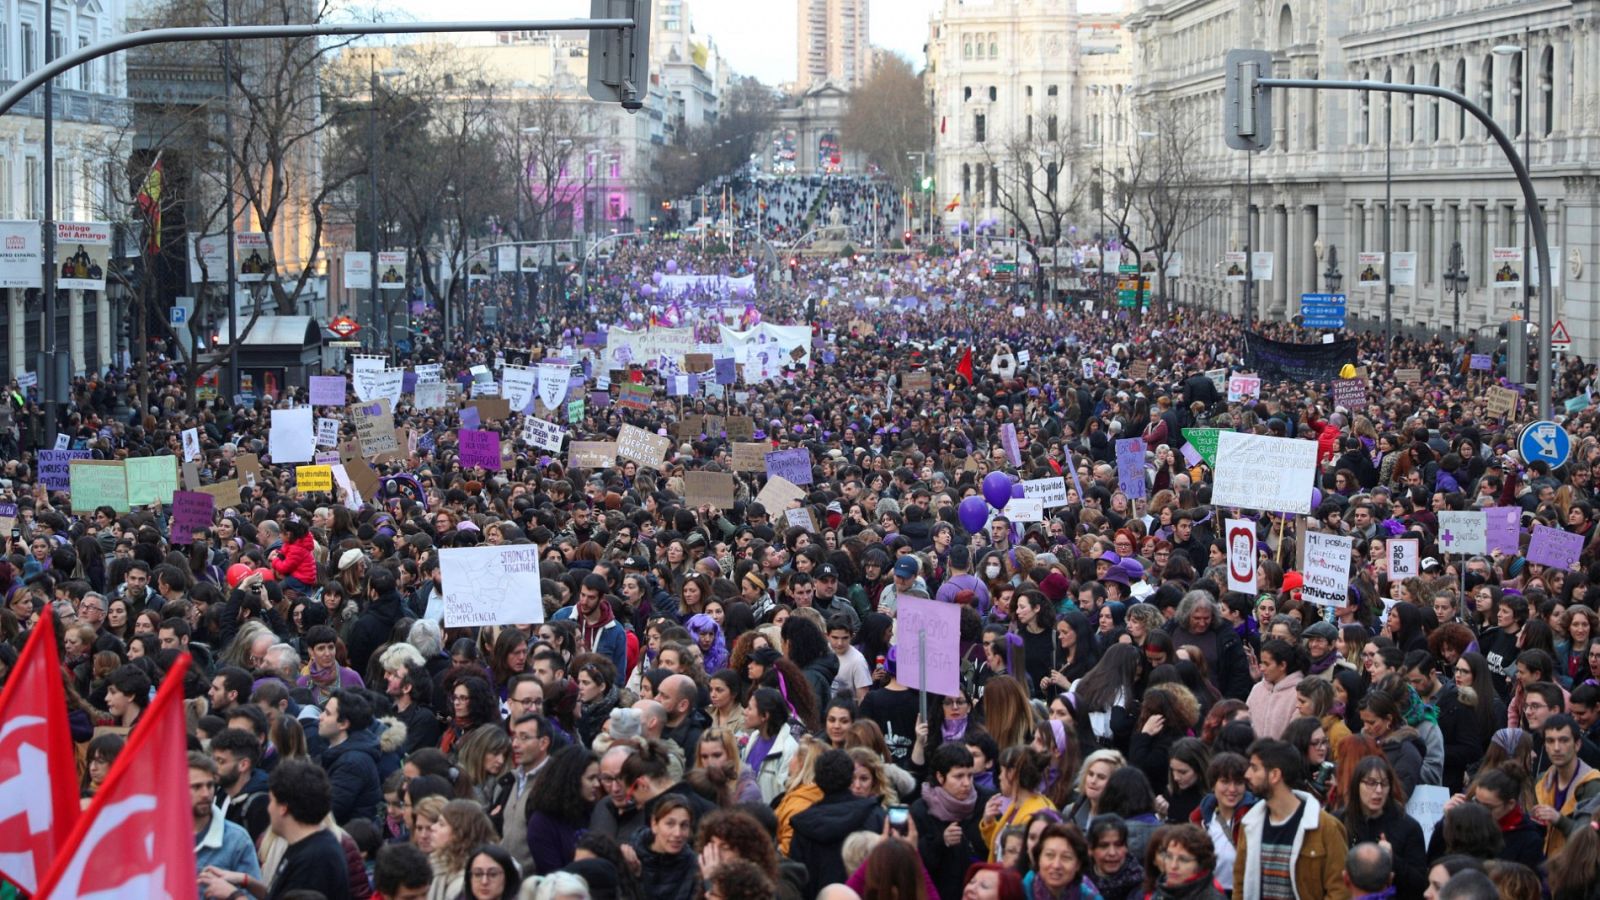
top-left (459, 843), bottom-right (522, 900)
top-left (1340, 755), bottom-right (1426, 896)
top-left (845, 719), bottom-right (917, 799)
top-left (440, 675), bottom-right (501, 758)
top-left (858, 839), bottom-right (929, 900)
top-left (1021, 821), bottom-right (1098, 900)
top-left (1035, 720), bottom-right (1084, 811)
top-left (1014, 590), bottom-right (1058, 696)
top-left (692, 727), bottom-right (761, 806)
top-left (742, 686), bottom-right (802, 804)
top-left (571, 653), bottom-right (621, 748)
top-left (981, 675), bottom-right (1036, 752)
top-left (426, 798), bottom-right (498, 900)
top-left (760, 656), bottom-right (820, 733)
top-left (1163, 737), bottom-right (1211, 826)
top-left (1064, 749), bottom-right (1126, 829)
top-left (979, 745), bottom-right (1057, 862)
top-left (1101, 767), bottom-right (1164, 859)
top-left (1067, 642), bottom-right (1140, 751)
top-left (1044, 610), bottom-right (1099, 697)
top-left (524, 744), bottom-right (601, 875)
top-left (847, 747), bottom-right (897, 807)
top-left (822, 695), bottom-right (858, 749)
top-left (1294, 678), bottom-right (1352, 763)
top-left (1129, 684), bottom-right (1200, 795)
top-left (1281, 717), bottom-right (1336, 804)
top-left (487, 629), bottom-right (530, 699)
top-left (454, 725), bottom-right (513, 827)
top-left (774, 737), bottom-right (826, 855)
top-left (1324, 733), bottom-right (1384, 814)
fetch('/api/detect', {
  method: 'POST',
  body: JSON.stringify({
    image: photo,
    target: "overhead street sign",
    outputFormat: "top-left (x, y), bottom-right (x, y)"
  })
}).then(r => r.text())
top-left (1299, 292), bottom-right (1346, 329)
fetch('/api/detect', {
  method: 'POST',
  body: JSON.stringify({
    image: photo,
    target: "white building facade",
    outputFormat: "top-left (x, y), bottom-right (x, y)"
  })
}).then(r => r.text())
top-left (1127, 0), bottom-right (1600, 357)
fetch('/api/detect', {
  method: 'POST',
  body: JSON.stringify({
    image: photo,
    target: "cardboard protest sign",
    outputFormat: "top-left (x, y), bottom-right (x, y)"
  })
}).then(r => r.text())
top-left (1301, 531), bottom-right (1353, 606)
top-left (785, 507), bottom-right (819, 533)
top-left (352, 399), bottom-right (399, 457)
top-left (470, 397), bottom-right (512, 422)
top-left (295, 465), bottom-right (334, 492)
top-left (1331, 379), bottom-right (1367, 409)
top-left (676, 416), bottom-right (704, 443)
top-left (617, 424), bottom-right (671, 469)
top-left (1212, 432), bottom-right (1317, 513)
top-left (731, 443), bottom-right (769, 472)
top-left (684, 353), bottom-right (714, 374)
top-left (1486, 386), bottom-right (1519, 419)
top-left (755, 475), bottom-right (806, 511)
top-left (439, 545), bottom-right (545, 627)
top-left (725, 416), bottom-right (755, 441)
top-left (0, 502), bottom-right (16, 535)
top-left (234, 452), bottom-right (262, 487)
top-left (125, 456), bottom-right (179, 507)
top-left (1395, 368), bottom-right (1422, 384)
top-left (196, 479), bottom-right (242, 507)
top-left (568, 442), bottom-right (617, 469)
top-left (684, 471), bottom-right (736, 509)
top-left (900, 371), bottom-right (932, 392)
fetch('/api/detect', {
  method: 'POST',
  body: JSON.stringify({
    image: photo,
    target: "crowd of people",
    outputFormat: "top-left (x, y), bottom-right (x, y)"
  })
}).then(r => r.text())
top-left (9, 220), bottom-right (1600, 900)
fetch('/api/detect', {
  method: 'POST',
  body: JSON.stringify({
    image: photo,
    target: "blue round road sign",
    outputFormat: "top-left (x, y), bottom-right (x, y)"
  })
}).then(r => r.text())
top-left (1519, 420), bottom-right (1572, 469)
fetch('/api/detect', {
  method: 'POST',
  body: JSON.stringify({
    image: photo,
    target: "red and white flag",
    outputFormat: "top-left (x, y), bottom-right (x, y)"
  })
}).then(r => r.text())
top-left (36, 654), bottom-right (195, 900)
top-left (0, 614), bottom-right (79, 894)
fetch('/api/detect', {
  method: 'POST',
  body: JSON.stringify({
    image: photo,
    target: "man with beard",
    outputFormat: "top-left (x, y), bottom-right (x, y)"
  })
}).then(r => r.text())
top-left (552, 572), bottom-right (628, 675)
top-left (382, 657), bottom-right (441, 754)
top-left (191, 752), bottom-right (261, 886)
top-left (210, 728), bottom-right (272, 843)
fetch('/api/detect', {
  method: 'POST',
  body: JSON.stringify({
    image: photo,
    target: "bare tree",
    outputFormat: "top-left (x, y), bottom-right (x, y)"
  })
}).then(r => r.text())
top-left (839, 54), bottom-right (929, 188)
top-left (498, 88), bottom-right (597, 242)
top-left (983, 117), bottom-right (1088, 295)
top-left (1104, 98), bottom-right (1204, 306)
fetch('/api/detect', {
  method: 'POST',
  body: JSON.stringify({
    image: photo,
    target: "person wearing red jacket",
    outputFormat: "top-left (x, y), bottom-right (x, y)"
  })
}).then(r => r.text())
top-left (270, 517), bottom-right (320, 591)
top-left (1304, 408), bottom-right (1343, 468)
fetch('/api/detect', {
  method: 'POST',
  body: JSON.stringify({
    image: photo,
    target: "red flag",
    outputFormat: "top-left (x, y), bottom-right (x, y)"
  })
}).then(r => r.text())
top-left (35, 654), bottom-right (195, 900)
top-left (956, 347), bottom-right (974, 385)
top-left (0, 614), bottom-right (78, 895)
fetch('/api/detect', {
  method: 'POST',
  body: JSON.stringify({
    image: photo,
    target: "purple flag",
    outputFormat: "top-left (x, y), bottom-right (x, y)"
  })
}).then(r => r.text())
top-left (1000, 424), bottom-right (1022, 468)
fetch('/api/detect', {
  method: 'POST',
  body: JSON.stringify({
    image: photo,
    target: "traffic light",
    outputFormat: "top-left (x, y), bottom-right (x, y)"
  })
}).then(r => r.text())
top-left (789, 257), bottom-right (799, 269)
top-left (587, 0), bottom-right (652, 111)
top-left (903, 231), bottom-right (913, 244)
top-left (1223, 49), bottom-right (1273, 151)
top-left (920, 177), bottom-right (934, 193)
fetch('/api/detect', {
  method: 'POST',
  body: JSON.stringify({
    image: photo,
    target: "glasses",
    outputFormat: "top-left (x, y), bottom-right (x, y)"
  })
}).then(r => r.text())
top-left (1310, 737), bottom-right (1330, 747)
top-left (470, 869), bottom-right (505, 881)
top-left (1160, 851), bottom-right (1196, 865)
top-left (943, 697), bottom-right (969, 707)
top-left (1455, 667), bottom-right (1472, 675)
top-left (1525, 701), bottom-right (1550, 712)
top-left (1360, 779), bottom-right (1390, 789)
top-left (453, 693), bottom-right (472, 703)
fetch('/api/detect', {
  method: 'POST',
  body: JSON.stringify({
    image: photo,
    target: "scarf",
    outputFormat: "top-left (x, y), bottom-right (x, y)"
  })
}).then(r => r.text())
top-left (1031, 873), bottom-right (1097, 900)
top-left (942, 715), bottom-right (969, 744)
top-left (746, 733), bottom-right (777, 773)
top-left (305, 660), bottom-right (340, 687)
top-left (1403, 685), bottom-right (1439, 727)
top-left (1307, 650), bottom-right (1340, 676)
top-left (920, 782), bottom-right (977, 822)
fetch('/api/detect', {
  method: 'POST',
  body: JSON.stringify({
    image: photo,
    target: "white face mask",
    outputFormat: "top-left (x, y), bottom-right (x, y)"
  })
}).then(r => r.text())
top-left (985, 566), bottom-right (1002, 579)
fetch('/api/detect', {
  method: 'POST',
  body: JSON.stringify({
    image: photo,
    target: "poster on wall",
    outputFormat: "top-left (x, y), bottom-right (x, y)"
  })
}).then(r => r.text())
top-left (189, 233), bottom-right (228, 284)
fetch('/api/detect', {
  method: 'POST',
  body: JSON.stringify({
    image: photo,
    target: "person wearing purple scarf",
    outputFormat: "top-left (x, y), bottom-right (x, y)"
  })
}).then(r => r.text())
top-left (910, 742), bottom-right (992, 900)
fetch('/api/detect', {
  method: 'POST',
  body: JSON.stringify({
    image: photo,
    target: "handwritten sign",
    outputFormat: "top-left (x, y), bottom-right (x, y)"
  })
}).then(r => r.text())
top-left (1529, 524), bottom-right (1584, 570)
top-left (295, 465), bottom-right (334, 492)
top-left (568, 441), bottom-right (617, 469)
top-left (458, 429), bottom-right (503, 471)
top-left (316, 417), bottom-right (341, 449)
top-left (1386, 538), bottom-right (1419, 580)
top-left (1485, 507), bottom-right (1521, 555)
top-left (764, 448), bottom-right (813, 485)
top-left (1331, 379), bottom-right (1367, 409)
top-left (124, 456), bottom-right (178, 507)
top-left (785, 507), bottom-right (818, 533)
top-left (1114, 438), bottom-right (1146, 499)
top-left (900, 371), bottom-right (932, 392)
top-left (725, 416), bottom-right (755, 441)
top-left (1180, 428), bottom-right (1220, 467)
top-left (169, 491), bottom-right (215, 543)
top-left (70, 460), bottom-right (129, 513)
top-left (196, 479), bottom-right (241, 507)
top-left (1409, 785), bottom-right (1451, 850)
top-left (684, 471), bottom-right (736, 509)
top-left (617, 382), bottom-right (653, 411)
top-left (895, 597), bottom-right (961, 696)
top-left (352, 399), bottom-right (399, 457)
top-left (521, 417), bottom-right (566, 452)
top-left (1227, 374), bottom-right (1261, 402)
top-left (308, 375), bottom-right (346, 406)
top-left (731, 442), bottom-right (769, 472)
top-left (414, 382), bottom-right (447, 410)
top-left (1437, 510), bottom-right (1487, 555)
top-left (438, 545), bottom-right (545, 627)
top-left (0, 502), bottom-right (15, 535)
top-left (616, 424), bottom-right (671, 469)
top-left (1395, 367), bottom-right (1422, 385)
top-left (1019, 477), bottom-right (1069, 509)
top-left (1212, 432), bottom-right (1318, 514)
top-left (755, 475), bottom-right (806, 512)
top-left (1301, 531), bottom-right (1353, 607)
top-left (1470, 354), bottom-right (1493, 371)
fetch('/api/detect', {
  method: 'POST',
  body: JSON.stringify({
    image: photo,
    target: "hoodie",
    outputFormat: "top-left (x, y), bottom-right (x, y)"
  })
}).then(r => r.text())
top-left (553, 601), bottom-right (629, 677)
top-left (322, 728), bottom-right (383, 824)
top-left (802, 652), bottom-right (840, 709)
top-left (789, 792), bottom-right (888, 897)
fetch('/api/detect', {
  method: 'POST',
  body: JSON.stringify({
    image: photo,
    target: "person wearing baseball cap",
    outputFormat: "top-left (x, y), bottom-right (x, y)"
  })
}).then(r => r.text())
top-left (877, 555), bottom-right (925, 615)
top-left (812, 563), bottom-right (860, 633)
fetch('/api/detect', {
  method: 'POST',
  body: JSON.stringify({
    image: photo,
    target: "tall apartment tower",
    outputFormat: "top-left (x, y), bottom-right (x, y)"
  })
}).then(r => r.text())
top-left (796, 0), bottom-right (870, 88)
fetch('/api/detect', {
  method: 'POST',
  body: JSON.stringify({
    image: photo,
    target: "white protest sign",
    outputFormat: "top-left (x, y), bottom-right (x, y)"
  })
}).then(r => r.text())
top-left (1386, 538), bottom-right (1419, 580)
top-left (369, 369), bottom-right (404, 410)
top-left (414, 382), bottom-right (447, 410)
top-left (1019, 477), bottom-right (1069, 509)
top-left (1007, 497), bottom-right (1044, 522)
top-left (1301, 531), bottom-right (1353, 607)
top-left (1437, 510), bottom-right (1487, 555)
top-left (181, 427), bottom-right (202, 462)
top-left (521, 417), bottom-right (567, 453)
top-left (438, 545), bottom-right (545, 627)
top-left (1225, 518), bottom-right (1258, 594)
top-left (1211, 431), bottom-right (1319, 514)
top-left (315, 417), bottom-right (341, 448)
top-left (1408, 785), bottom-right (1451, 849)
top-left (537, 364), bottom-right (569, 411)
top-left (1227, 374), bottom-right (1261, 402)
top-left (500, 365), bottom-right (538, 413)
top-left (351, 355), bottom-right (385, 402)
top-left (267, 407), bottom-right (315, 464)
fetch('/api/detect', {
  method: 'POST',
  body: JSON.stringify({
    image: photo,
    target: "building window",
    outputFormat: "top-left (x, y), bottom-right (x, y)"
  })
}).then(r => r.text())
top-left (1454, 59), bottom-right (1467, 139)
top-left (963, 86), bottom-right (971, 101)
top-left (989, 165), bottom-right (998, 205)
top-left (1542, 45), bottom-right (1554, 136)
top-left (24, 157), bottom-right (40, 219)
top-left (963, 37), bottom-right (971, 58)
top-left (962, 163), bottom-right (970, 194)
top-left (1429, 61), bottom-right (1441, 141)
top-left (608, 155), bottom-right (621, 178)
top-left (1047, 115), bottom-right (1058, 141)
top-left (989, 34), bottom-right (998, 58)
top-left (988, 86), bottom-right (996, 102)
top-left (76, 36), bottom-right (88, 89)
top-left (1507, 52), bottom-right (1523, 136)
top-left (974, 113), bottom-right (986, 143)
top-left (1026, 86), bottom-right (1033, 98)
top-left (1026, 114), bottom-right (1032, 139)
top-left (1047, 84), bottom-right (1058, 97)
top-left (1480, 55), bottom-right (1494, 139)
top-left (974, 163), bottom-right (985, 205)
top-left (1046, 162), bottom-right (1059, 197)
top-left (20, 23), bottom-right (35, 74)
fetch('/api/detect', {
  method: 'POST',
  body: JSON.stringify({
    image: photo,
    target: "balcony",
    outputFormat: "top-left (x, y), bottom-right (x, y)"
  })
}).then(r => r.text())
top-left (0, 82), bottom-right (131, 126)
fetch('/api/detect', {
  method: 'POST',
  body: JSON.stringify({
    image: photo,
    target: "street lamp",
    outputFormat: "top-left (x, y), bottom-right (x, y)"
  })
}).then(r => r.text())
top-left (906, 151), bottom-right (927, 237)
top-left (368, 58), bottom-right (404, 352)
top-left (1445, 240), bottom-right (1469, 336)
top-left (1494, 35), bottom-right (1543, 403)
top-left (1323, 244), bottom-right (1343, 293)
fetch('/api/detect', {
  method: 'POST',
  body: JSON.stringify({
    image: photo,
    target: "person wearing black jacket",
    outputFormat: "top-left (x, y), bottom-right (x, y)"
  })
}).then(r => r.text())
top-left (789, 749), bottom-right (888, 897)
top-left (1405, 650), bottom-right (1478, 792)
top-left (346, 565), bottom-right (404, 677)
top-left (1341, 756), bottom-right (1427, 898)
top-left (911, 743), bottom-right (992, 900)
top-left (1166, 594), bottom-right (1254, 702)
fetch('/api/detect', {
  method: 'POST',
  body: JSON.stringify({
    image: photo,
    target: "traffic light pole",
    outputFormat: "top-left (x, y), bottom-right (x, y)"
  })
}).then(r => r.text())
top-left (1225, 58), bottom-right (1554, 416)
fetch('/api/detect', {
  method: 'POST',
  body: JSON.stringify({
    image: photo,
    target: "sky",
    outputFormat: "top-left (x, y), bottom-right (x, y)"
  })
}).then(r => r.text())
top-left (393, 0), bottom-right (943, 85)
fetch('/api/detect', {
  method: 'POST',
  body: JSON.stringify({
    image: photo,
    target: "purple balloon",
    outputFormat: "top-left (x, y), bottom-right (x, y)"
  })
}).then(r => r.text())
top-left (982, 471), bottom-right (1013, 510)
top-left (958, 495), bottom-right (990, 533)
top-left (640, 284), bottom-right (654, 297)
top-left (1011, 483), bottom-right (1026, 499)
top-left (665, 259), bottom-right (679, 273)
top-left (652, 271), bottom-right (664, 284)
top-left (1310, 487), bottom-right (1323, 510)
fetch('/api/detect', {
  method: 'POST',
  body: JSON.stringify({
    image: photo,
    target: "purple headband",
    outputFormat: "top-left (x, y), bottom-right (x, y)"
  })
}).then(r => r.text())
top-left (1049, 719), bottom-right (1068, 754)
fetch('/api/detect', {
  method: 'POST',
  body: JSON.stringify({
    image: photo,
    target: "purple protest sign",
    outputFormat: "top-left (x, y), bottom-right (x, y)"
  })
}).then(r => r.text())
top-left (308, 375), bottom-right (346, 406)
top-left (1000, 423), bottom-right (1022, 468)
top-left (583, 331), bottom-right (605, 347)
top-left (589, 391), bottom-right (611, 408)
top-left (459, 405), bottom-right (481, 430)
top-left (38, 449), bottom-right (90, 491)
top-left (458, 429), bottom-right (503, 470)
top-left (895, 596), bottom-right (961, 696)
top-left (1115, 438), bottom-right (1147, 499)
top-left (1470, 354), bottom-right (1493, 371)
top-left (764, 448), bottom-right (814, 485)
top-left (1179, 442), bottom-right (1202, 467)
top-left (402, 371), bottom-right (418, 394)
top-left (713, 358), bottom-right (737, 385)
top-left (169, 490), bottom-right (216, 544)
top-left (1484, 506), bottom-right (1521, 555)
top-left (1528, 524), bottom-right (1584, 570)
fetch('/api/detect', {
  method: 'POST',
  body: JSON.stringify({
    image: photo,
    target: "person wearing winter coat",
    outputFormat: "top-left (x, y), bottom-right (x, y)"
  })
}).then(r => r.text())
top-left (631, 795), bottom-right (700, 900)
top-left (572, 654), bottom-right (621, 750)
top-left (1234, 740), bottom-right (1348, 900)
top-left (742, 687), bottom-right (802, 804)
top-left (910, 743), bottom-right (992, 900)
top-left (1149, 823), bottom-right (1230, 900)
top-left (317, 690), bottom-right (383, 825)
top-left (268, 517), bottom-right (319, 590)
top-left (788, 749), bottom-right (888, 898)
top-left (1167, 593), bottom-right (1255, 701)
top-left (1339, 757), bottom-right (1427, 899)
top-left (1361, 685), bottom-right (1427, 796)
top-left (552, 573), bottom-right (629, 677)
top-left (1190, 754), bottom-right (1255, 896)
top-left (1245, 640), bottom-right (1306, 740)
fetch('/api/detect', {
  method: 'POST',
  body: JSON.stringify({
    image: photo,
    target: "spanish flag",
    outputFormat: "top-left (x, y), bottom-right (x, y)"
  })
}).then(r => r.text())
top-left (944, 194), bottom-right (961, 212)
top-left (135, 151), bottom-right (163, 254)
top-left (758, 194), bottom-right (768, 211)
